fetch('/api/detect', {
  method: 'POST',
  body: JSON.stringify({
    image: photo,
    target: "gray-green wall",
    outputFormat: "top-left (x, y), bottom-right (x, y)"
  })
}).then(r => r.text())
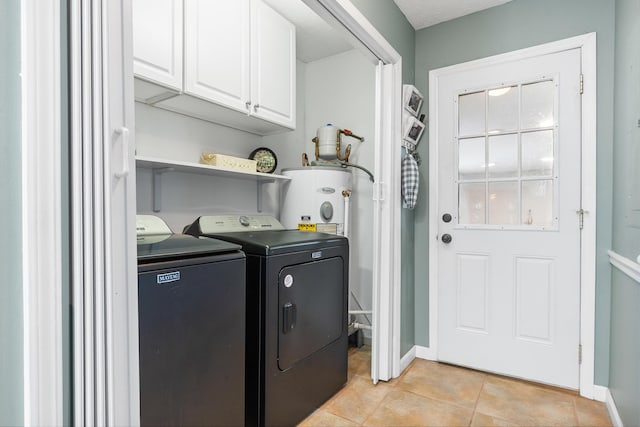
top-left (350, 0), bottom-right (415, 84)
top-left (609, 0), bottom-right (640, 424)
top-left (0, 0), bottom-right (23, 425)
top-left (414, 0), bottom-right (615, 386)
top-left (350, 0), bottom-right (418, 356)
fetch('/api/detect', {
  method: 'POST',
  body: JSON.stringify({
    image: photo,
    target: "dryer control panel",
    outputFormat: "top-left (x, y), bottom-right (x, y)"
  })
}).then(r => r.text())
top-left (196, 215), bottom-right (285, 233)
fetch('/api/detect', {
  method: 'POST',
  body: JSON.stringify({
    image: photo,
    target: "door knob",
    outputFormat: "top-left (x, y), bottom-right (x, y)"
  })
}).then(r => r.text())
top-left (442, 213), bottom-right (452, 223)
top-left (441, 233), bottom-right (452, 244)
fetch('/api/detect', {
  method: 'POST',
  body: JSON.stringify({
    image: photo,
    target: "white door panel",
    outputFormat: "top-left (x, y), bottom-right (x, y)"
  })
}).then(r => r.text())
top-left (132, 0), bottom-right (182, 90)
top-left (437, 48), bottom-right (581, 389)
top-left (184, 0), bottom-right (251, 112)
top-left (250, 0), bottom-right (296, 128)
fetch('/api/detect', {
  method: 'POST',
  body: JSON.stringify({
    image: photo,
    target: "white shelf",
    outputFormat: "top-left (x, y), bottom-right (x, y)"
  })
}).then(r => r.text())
top-left (135, 155), bottom-right (291, 182)
top-left (135, 155), bottom-right (290, 212)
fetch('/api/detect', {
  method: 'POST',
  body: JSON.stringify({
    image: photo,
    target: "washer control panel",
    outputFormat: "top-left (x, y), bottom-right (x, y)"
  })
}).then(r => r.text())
top-left (197, 215), bottom-right (285, 233)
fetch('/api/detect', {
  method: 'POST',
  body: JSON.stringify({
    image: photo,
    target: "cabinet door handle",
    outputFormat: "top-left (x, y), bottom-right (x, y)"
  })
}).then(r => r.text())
top-left (245, 101), bottom-right (251, 110)
top-left (253, 103), bottom-right (259, 112)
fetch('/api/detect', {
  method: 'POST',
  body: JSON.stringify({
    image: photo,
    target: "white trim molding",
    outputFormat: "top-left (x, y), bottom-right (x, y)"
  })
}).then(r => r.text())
top-left (415, 345), bottom-right (437, 361)
top-left (608, 250), bottom-right (640, 284)
top-left (593, 384), bottom-right (608, 402)
top-left (21, 0), bottom-right (63, 424)
top-left (428, 33), bottom-right (598, 398)
top-left (400, 346), bottom-right (416, 373)
top-left (605, 388), bottom-right (624, 427)
top-left (302, 0), bottom-right (404, 383)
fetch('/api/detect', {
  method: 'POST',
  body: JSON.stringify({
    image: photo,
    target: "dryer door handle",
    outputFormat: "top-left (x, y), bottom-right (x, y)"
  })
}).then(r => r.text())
top-left (282, 302), bottom-right (297, 334)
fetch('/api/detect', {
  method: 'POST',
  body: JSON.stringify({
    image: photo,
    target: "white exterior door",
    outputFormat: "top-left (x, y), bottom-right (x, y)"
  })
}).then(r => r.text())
top-left (435, 48), bottom-right (582, 388)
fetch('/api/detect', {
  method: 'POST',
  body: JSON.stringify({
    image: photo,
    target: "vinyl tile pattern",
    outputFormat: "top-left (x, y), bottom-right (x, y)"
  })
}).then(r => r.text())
top-left (299, 347), bottom-right (612, 427)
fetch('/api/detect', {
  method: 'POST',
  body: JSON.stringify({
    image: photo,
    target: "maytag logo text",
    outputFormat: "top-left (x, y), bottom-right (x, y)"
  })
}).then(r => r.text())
top-left (157, 271), bottom-right (181, 284)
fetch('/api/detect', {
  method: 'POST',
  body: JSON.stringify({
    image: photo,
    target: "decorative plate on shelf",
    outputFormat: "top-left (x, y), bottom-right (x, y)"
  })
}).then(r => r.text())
top-left (249, 147), bottom-right (278, 174)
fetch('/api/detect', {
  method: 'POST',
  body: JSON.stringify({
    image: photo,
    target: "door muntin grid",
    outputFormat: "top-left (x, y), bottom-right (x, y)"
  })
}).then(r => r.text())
top-left (455, 79), bottom-right (559, 230)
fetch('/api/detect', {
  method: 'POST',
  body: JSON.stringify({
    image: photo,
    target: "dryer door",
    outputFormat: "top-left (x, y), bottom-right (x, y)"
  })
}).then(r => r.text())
top-left (278, 257), bottom-right (344, 371)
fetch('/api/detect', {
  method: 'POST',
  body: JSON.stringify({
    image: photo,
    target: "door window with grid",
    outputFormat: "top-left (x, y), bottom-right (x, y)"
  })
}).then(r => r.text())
top-left (456, 80), bottom-right (558, 229)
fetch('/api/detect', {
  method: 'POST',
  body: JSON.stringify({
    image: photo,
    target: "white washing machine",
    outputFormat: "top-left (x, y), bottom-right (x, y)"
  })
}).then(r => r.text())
top-left (280, 167), bottom-right (353, 236)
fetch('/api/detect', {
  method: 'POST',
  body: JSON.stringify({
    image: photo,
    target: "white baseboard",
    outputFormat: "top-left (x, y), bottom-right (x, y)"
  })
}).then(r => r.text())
top-left (415, 345), bottom-right (436, 360)
top-left (593, 385), bottom-right (607, 402)
top-left (400, 346), bottom-right (416, 373)
top-left (605, 388), bottom-right (624, 427)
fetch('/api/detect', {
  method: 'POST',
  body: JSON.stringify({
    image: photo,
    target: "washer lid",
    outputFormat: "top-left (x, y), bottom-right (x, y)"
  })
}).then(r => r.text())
top-left (137, 234), bottom-right (241, 262)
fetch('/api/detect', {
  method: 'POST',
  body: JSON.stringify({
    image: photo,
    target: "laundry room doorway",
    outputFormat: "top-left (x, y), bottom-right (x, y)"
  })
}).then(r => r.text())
top-left (428, 34), bottom-right (598, 396)
top-left (66, 0), bottom-right (405, 423)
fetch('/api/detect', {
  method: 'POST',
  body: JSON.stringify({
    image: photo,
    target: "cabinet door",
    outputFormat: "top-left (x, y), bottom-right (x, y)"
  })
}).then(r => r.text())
top-left (132, 0), bottom-right (182, 90)
top-left (250, 0), bottom-right (296, 129)
top-left (184, 0), bottom-right (251, 114)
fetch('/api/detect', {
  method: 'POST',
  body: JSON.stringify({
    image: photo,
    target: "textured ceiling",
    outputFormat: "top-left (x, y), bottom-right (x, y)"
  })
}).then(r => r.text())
top-left (263, 0), bottom-right (353, 63)
top-left (263, 0), bottom-right (515, 63)
top-left (392, 0), bottom-right (513, 30)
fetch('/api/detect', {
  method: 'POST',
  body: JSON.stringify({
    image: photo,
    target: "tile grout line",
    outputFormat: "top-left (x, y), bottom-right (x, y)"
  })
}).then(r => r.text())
top-left (360, 364), bottom-right (407, 425)
top-left (468, 375), bottom-right (487, 427)
top-left (571, 395), bottom-right (581, 426)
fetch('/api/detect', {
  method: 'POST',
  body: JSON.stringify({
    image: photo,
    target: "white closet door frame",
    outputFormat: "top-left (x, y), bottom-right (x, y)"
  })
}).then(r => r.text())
top-left (301, 0), bottom-right (403, 382)
top-left (21, 0), bottom-right (64, 424)
top-left (69, 0), bottom-right (139, 425)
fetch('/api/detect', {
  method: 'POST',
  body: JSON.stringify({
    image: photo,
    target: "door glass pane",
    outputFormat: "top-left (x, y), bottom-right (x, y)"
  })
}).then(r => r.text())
top-left (459, 183), bottom-right (486, 224)
top-left (458, 91), bottom-right (485, 136)
top-left (459, 137), bottom-right (485, 180)
top-left (522, 180), bottom-right (554, 226)
top-left (522, 130), bottom-right (553, 177)
top-left (488, 182), bottom-right (518, 225)
top-left (488, 134), bottom-right (518, 178)
top-left (522, 81), bottom-right (554, 129)
top-left (488, 86), bottom-right (518, 132)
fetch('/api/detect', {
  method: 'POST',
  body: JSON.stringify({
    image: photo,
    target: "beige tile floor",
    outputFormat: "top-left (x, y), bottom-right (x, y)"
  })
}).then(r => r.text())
top-left (299, 347), bottom-right (612, 427)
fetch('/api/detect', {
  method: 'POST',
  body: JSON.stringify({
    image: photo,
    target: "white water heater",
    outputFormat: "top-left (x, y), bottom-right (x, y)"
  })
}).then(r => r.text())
top-left (281, 167), bottom-right (353, 236)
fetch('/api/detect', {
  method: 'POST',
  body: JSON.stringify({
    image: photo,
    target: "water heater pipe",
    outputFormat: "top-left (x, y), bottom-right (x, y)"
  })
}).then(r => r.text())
top-left (342, 190), bottom-right (351, 239)
top-left (349, 310), bottom-right (373, 315)
top-left (353, 322), bottom-right (372, 331)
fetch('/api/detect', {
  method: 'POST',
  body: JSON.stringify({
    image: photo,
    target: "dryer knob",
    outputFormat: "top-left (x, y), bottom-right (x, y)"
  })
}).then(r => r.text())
top-left (239, 216), bottom-right (250, 226)
top-left (320, 202), bottom-right (333, 221)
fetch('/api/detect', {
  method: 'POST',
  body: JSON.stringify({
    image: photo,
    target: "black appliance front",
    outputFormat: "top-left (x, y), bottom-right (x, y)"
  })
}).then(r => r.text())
top-left (262, 250), bottom-right (348, 426)
top-left (223, 234), bottom-right (349, 427)
top-left (138, 247), bottom-right (246, 427)
top-left (278, 257), bottom-right (343, 371)
top-left (184, 226), bottom-right (350, 426)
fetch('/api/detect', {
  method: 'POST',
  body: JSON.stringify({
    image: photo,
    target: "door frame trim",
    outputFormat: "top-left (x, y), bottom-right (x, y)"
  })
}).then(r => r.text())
top-left (21, 0), bottom-right (64, 423)
top-left (302, 0), bottom-right (404, 382)
top-left (427, 33), bottom-right (597, 398)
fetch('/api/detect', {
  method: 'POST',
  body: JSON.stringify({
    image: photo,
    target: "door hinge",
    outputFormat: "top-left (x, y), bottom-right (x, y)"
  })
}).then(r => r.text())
top-left (579, 344), bottom-right (583, 364)
top-left (576, 209), bottom-right (587, 230)
top-left (580, 74), bottom-right (584, 95)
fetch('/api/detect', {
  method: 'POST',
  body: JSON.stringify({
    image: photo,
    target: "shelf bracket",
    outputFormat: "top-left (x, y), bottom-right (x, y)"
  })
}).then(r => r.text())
top-left (152, 167), bottom-right (174, 212)
top-left (257, 181), bottom-right (263, 213)
top-left (256, 179), bottom-right (275, 213)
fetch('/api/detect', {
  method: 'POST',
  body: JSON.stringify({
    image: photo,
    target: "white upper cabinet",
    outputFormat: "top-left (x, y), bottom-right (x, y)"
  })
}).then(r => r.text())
top-left (184, 0), bottom-right (251, 113)
top-left (132, 0), bottom-right (296, 134)
top-left (250, 0), bottom-right (296, 128)
top-left (132, 0), bottom-right (182, 91)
